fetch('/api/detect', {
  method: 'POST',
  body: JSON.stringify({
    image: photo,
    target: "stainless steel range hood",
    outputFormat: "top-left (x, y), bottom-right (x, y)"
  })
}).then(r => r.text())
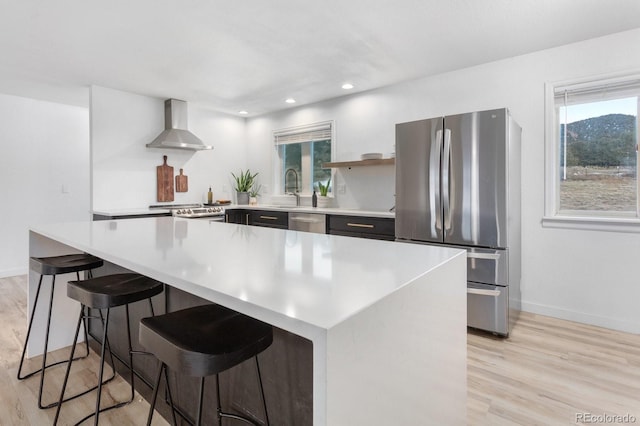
top-left (146, 99), bottom-right (212, 151)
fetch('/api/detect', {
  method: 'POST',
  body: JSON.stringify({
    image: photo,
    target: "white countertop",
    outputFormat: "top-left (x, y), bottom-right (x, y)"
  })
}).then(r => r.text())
top-left (92, 204), bottom-right (395, 219)
top-left (31, 217), bottom-right (458, 335)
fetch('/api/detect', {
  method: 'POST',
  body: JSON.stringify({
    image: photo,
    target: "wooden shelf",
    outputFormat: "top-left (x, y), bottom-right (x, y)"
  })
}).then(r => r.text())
top-left (322, 158), bottom-right (395, 168)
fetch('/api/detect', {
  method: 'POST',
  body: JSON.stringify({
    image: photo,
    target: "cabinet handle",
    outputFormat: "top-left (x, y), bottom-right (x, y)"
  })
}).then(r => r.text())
top-left (245, 214), bottom-right (250, 225)
top-left (225, 214), bottom-right (229, 222)
top-left (347, 222), bottom-right (374, 229)
top-left (259, 215), bottom-right (279, 220)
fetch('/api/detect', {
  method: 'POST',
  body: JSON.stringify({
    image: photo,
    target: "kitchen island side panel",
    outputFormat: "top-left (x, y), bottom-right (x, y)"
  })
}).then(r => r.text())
top-left (326, 253), bottom-right (467, 425)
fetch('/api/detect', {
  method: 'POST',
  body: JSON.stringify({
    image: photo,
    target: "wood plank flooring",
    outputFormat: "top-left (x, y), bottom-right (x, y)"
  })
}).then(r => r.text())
top-left (2, 274), bottom-right (639, 425)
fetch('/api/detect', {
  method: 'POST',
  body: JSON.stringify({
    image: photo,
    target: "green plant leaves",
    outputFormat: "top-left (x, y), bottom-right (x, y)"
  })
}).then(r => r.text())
top-left (231, 169), bottom-right (259, 192)
top-left (316, 177), bottom-right (331, 196)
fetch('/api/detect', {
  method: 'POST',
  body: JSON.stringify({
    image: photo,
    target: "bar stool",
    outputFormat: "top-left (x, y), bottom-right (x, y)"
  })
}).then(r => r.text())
top-left (18, 253), bottom-right (104, 409)
top-left (53, 273), bottom-right (164, 426)
top-left (140, 304), bottom-right (273, 426)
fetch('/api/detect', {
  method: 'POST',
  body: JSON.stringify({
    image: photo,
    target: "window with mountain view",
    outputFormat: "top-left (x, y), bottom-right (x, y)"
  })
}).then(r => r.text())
top-left (553, 76), bottom-right (639, 218)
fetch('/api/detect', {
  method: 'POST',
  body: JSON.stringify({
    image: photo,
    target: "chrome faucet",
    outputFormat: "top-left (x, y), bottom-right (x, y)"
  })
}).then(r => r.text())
top-left (284, 168), bottom-right (300, 206)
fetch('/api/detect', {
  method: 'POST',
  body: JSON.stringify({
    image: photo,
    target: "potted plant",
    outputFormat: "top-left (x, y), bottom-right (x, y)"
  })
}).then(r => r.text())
top-left (316, 177), bottom-right (331, 208)
top-left (249, 184), bottom-right (262, 206)
top-left (231, 169), bottom-right (258, 205)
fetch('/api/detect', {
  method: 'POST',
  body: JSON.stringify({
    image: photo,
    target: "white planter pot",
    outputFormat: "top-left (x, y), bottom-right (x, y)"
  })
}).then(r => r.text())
top-left (317, 196), bottom-right (331, 208)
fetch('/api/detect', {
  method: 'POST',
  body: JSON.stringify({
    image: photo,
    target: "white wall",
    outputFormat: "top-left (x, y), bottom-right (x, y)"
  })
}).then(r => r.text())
top-left (91, 86), bottom-right (246, 210)
top-left (246, 28), bottom-right (640, 333)
top-left (0, 94), bottom-right (90, 277)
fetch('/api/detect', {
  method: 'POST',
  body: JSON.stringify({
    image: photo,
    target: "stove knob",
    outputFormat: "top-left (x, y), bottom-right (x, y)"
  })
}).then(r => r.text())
top-left (208, 208), bottom-right (213, 213)
top-left (176, 210), bottom-right (182, 215)
top-left (216, 207), bottom-right (222, 212)
top-left (186, 209), bottom-right (192, 214)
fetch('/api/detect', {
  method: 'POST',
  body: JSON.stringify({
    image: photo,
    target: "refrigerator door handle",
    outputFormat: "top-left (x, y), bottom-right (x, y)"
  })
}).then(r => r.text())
top-left (442, 128), bottom-right (452, 231)
top-left (432, 129), bottom-right (443, 232)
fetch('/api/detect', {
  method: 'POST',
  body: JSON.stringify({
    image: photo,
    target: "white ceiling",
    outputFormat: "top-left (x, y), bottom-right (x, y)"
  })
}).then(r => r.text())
top-left (1, 0), bottom-right (639, 116)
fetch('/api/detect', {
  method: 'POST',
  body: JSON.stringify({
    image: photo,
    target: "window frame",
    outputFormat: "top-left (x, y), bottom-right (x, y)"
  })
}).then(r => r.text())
top-left (543, 71), bottom-right (640, 232)
top-left (272, 120), bottom-right (335, 197)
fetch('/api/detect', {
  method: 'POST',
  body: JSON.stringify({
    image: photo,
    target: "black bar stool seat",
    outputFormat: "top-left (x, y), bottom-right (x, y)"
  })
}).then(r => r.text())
top-left (18, 253), bottom-right (104, 410)
top-left (30, 253), bottom-right (104, 276)
top-left (54, 273), bottom-right (164, 426)
top-left (140, 304), bottom-right (273, 425)
top-left (68, 273), bottom-right (165, 309)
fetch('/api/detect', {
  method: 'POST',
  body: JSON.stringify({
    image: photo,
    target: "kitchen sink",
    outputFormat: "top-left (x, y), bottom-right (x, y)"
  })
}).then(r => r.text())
top-left (262, 205), bottom-right (304, 209)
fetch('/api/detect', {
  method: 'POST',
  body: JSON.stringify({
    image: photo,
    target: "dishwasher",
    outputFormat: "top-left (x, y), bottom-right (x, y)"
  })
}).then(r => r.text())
top-left (288, 212), bottom-right (327, 234)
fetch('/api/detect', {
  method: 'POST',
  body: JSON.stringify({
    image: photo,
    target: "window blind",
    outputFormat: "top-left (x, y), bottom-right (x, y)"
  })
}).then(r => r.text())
top-left (274, 121), bottom-right (332, 145)
top-left (554, 75), bottom-right (640, 105)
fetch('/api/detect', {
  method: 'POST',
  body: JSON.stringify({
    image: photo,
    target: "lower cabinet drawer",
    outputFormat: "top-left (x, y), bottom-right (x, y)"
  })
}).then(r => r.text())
top-left (328, 215), bottom-right (395, 239)
top-left (249, 210), bottom-right (288, 228)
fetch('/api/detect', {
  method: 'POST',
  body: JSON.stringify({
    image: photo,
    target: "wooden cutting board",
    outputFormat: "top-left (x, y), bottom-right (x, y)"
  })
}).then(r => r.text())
top-left (157, 155), bottom-right (174, 202)
top-left (175, 169), bottom-right (188, 192)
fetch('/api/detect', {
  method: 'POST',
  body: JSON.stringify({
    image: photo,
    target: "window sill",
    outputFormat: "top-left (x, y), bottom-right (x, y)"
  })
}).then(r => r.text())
top-left (541, 215), bottom-right (640, 233)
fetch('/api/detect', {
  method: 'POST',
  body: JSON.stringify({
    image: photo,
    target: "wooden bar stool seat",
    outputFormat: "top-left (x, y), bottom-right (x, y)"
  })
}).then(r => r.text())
top-left (140, 304), bottom-right (273, 426)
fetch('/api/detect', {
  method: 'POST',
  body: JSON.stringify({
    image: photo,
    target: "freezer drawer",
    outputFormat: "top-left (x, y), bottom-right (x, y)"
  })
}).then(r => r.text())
top-left (467, 283), bottom-right (508, 336)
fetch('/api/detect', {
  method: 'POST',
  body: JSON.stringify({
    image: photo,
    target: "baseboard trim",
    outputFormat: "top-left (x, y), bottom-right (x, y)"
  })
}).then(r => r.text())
top-left (0, 268), bottom-right (27, 279)
top-left (521, 301), bottom-right (640, 335)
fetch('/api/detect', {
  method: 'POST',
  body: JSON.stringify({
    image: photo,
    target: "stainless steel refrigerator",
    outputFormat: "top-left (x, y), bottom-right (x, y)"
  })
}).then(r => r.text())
top-left (395, 108), bottom-right (521, 336)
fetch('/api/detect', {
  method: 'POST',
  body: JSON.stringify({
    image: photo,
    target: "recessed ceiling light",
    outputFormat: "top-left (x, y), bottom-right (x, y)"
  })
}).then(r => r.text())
top-left (342, 83), bottom-right (354, 90)
top-left (238, 110), bottom-right (248, 115)
top-left (285, 98), bottom-right (296, 104)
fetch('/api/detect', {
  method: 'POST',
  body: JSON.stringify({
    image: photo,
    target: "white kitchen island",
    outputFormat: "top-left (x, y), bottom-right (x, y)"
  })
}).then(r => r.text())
top-left (28, 217), bottom-right (467, 425)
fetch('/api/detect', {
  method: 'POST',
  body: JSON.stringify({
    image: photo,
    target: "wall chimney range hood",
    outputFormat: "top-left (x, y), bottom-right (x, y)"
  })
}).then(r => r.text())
top-left (146, 99), bottom-right (212, 151)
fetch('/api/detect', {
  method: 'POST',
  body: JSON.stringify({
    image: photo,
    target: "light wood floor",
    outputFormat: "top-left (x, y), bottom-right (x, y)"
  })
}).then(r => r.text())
top-left (2, 275), bottom-right (640, 425)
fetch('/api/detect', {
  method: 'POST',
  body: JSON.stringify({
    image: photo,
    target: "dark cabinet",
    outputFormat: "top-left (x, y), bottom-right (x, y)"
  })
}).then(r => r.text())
top-left (328, 215), bottom-right (395, 241)
top-left (226, 209), bottom-right (288, 229)
top-left (227, 209), bottom-right (395, 239)
top-left (225, 209), bottom-right (249, 224)
top-left (249, 210), bottom-right (288, 229)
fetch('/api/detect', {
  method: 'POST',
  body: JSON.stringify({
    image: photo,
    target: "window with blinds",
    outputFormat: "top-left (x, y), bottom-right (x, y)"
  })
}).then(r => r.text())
top-left (552, 74), bottom-right (639, 217)
top-left (274, 121), bottom-right (333, 195)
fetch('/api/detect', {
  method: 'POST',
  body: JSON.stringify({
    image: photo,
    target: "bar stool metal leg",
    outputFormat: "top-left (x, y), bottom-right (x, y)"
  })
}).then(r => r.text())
top-left (53, 306), bottom-right (85, 425)
top-left (215, 367), bottom-right (265, 426)
top-left (146, 362), bottom-right (177, 426)
top-left (146, 362), bottom-right (164, 426)
top-left (196, 377), bottom-right (205, 426)
top-left (52, 306), bottom-right (118, 425)
top-left (255, 356), bottom-right (270, 426)
top-left (93, 308), bottom-right (111, 426)
top-left (17, 271), bottom-right (93, 409)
